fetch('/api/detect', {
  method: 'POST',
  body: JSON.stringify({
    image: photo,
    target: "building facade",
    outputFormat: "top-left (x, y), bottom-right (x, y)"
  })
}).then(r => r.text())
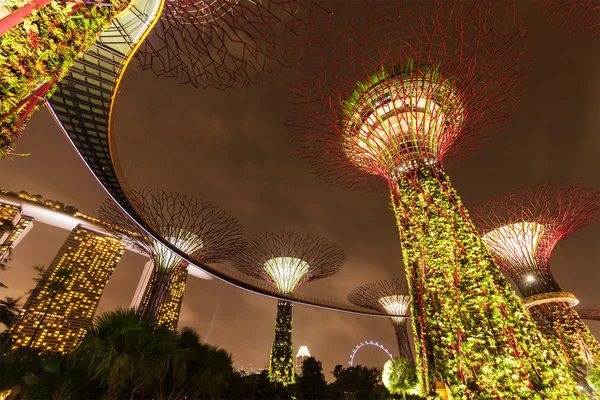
top-left (10, 225), bottom-right (125, 353)
top-left (0, 202), bottom-right (34, 262)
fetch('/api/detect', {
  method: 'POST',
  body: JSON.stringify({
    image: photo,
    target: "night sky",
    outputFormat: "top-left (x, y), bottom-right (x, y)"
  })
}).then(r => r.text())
top-left (0, 1), bottom-right (598, 380)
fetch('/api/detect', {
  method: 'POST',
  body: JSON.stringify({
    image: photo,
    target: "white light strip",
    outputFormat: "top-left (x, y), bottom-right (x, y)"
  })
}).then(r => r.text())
top-left (263, 256), bottom-right (310, 295)
top-left (482, 222), bottom-right (545, 274)
top-left (378, 295), bottom-right (411, 324)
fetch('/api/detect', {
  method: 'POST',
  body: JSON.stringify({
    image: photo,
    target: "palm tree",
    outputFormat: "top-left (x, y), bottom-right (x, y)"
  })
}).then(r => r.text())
top-left (152, 326), bottom-right (234, 400)
top-left (0, 296), bottom-right (20, 328)
top-left (71, 308), bottom-right (187, 400)
top-left (26, 267), bottom-right (71, 348)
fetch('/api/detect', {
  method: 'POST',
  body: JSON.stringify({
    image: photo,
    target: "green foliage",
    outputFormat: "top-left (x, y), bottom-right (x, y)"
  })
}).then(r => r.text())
top-left (382, 357), bottom-right (419, 397)
top-left (0, 347), bottom-right (104, 399)
top-left (71, 308), bottom-right (187, 399)
top-left (528, 302), bottom-right (600, 368)
top-left (588, 367), bottom-right (600, 397)
top-left (328, 364), bottom-right (385, 400)
top-left (0, 296), bottom-right (21, 328)
top-left (2, 314), bottom-right (235, 399)
top-left (297, 357), bottom-right (328, 399)
top-left (226, 370), bottom-right (291, 400)
top-left (269, 301), bottom-right (295, 386)
top-left (391, 166), bottom-right (582, 398)
top-left (341, 66), bottom-right (389, 117)
top-left (0, 0), bottom-right (126, 158)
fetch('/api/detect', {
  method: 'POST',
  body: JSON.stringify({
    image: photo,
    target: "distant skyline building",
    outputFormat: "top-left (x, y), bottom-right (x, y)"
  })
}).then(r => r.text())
top-left (10, 225), bottom-right (124, 353)
top-left (295, 345), bottom-right (311, 375)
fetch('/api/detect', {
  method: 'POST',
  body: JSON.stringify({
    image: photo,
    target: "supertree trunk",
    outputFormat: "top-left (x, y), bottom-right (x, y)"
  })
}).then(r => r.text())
top-left (391, 166), bottom-right (579, 399)
top-left (527, 302), bottom-right (600, 368)
top-left (139, 270), bottom-right (172, 324)
top-left (269, 300), bottom-right (295, 386)
top-left (393, 322), bottom-right (413, 363)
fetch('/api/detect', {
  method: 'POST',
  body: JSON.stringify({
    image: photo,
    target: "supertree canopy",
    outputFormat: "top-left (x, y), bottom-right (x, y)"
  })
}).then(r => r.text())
top-left (348, 279), bottom-right (413, 363)
top-left (0, 0), bottom-right (128, 158)
top-left (100, 190), bottom-right (246, 330)
top-left (136, 0), bottom-right (328, 90)
top-left (471, 184), bottom-right (600, 368)
top-left (232, 230), bottom-right (344, 386)
top-left (287, 1), bottom-right (581, 397)
top-left (532, 0), bottom-right (599, 38)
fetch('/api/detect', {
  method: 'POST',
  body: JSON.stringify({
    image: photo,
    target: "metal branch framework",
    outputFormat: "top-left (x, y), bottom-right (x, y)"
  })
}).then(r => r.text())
top-left (471, 184), bottom-right (600, 367)
top-left (348, 279), bottom-right (413, 363)
top-left (532, 0), bottom-right (599, 38)
top-left (287, 0), bottom-right (528, 192)
top-left (137, 0), bottom-right (329, 90)
top-left (99, 189), bottom-right (246, 327)
top-left (471, 184), bottom-right (600, 298)
top-left (232, 230), bottom-right (344, 386)
top-left (286, 1), bottom-right (580, 398)
top-left (100, 189), bottom-right (247, 267)
top-left (232, 230), bottom-right (345, 295)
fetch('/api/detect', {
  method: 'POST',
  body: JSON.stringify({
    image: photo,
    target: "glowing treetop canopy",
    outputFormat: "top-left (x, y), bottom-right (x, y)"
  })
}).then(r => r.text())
top-left (232, 231), bottom-right (345, 296)
top-left (99, 190), bottom-right (247, 273)
top-left (348, 279), bottom-right (411, 324)
top-left (482, 222), bottom-right (545, 275)
top-left (137, 0), bottom-right (329, 90)
top-left (287, 0), bottom-right (528, 191)
top-left (153, 230), bottom-right (204, 272)
top-left (377, 295), bottom-right (411, 325)
top-left (472, 184), bottom-right (600, 294)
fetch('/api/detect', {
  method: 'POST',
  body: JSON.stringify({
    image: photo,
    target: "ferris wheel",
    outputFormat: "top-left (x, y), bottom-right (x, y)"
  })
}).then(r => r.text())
top-left (349, 340), bottom-right (393, 366)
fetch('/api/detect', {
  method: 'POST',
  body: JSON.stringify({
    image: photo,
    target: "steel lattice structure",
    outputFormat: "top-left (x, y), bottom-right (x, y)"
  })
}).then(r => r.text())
top-left (348, 279), bottom-right (413, 363)
top-left (471, 183), bottom-right (600, 367)
top-left (286, 1), bottom-right (581, 397)
top-left (136, 0), bottom-right (328, 90)
top-left (100, 189), bottom-right (246, 329)
top-left (232, 230), bottom-right (344, 386)
top-left (532, 0), bottom-right (599, 38)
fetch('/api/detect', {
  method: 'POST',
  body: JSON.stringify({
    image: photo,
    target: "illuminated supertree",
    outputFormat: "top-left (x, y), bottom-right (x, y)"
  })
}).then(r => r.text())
top-left (287, 1), bottom-right (580, 397)
top-left (532, 0), bottom-right (599, 38)
top-left (0, 0), bottom-right (128, 157)
top-left (348, 279), bottom-right (413, 363)
top-left (99, 190), bottom-right (246, 330)
top-left (232, 230), bottom-right (344, 386)
top-left (137, 0), bottom-right (328, 90)
top-left (471, 184), bottom-right (600, 368)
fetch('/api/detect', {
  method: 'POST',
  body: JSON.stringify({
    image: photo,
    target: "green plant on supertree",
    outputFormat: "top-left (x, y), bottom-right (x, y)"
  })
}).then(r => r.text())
top-left (383, 357), bottom-right (419, 399)
top-left (471, 184), bottom-right (600, 371)
top-left (348, 279), bottom-right (413, 363)
top-left (232, 231), bottom-right (345, 386)
top-left (0, 0), bottom-right (129, 158)
top-left (287, 0), bottom-right (582, 397)
top-left (99, 190), bottom-right (246, 330)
